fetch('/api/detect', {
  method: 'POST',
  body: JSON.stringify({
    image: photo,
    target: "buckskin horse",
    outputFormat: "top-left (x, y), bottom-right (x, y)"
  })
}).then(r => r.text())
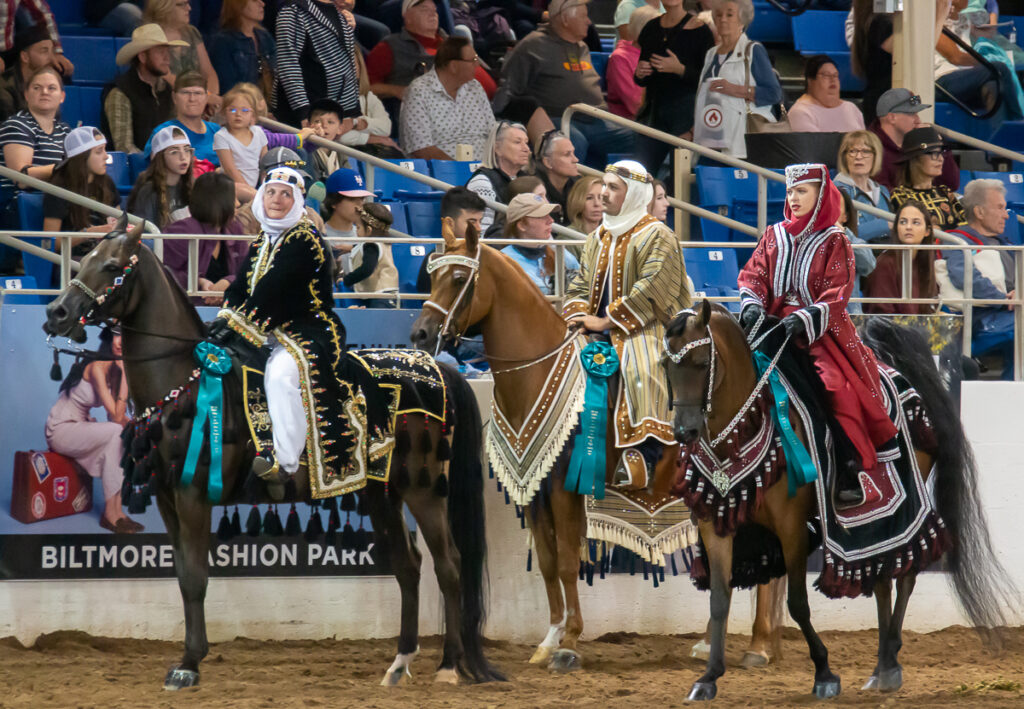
top-left (409, 221), bottom-right (777, 672)
top-left (42, 218), bottom-right (504, 688)
top-left (661, 299), bottom-right (1016, 700)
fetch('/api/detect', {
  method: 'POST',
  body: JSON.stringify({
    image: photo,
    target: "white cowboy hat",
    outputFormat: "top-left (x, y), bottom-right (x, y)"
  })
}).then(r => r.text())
top-left (115, 24), bottom-right (188, 66)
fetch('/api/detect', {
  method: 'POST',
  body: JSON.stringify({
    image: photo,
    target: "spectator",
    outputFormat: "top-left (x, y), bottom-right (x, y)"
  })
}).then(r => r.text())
top-left (85, 1), bottom-right (143, 36)
top-left (869, 88), bottom-right (958, 191)
top-left (0, 23), bottom-right (61, 120)
top-left (633, 0), bottom-right (714, 173)
top-left (0, 65), bottom-right (67, 199)
top-left (787, 55), bottom-right (865, 133)
top-left (850, 0), bottom-right (893, 125)
top-left (210, 0), bottom-right (277, 99)
top-left (143, 71), bottom-right (220, 165)
top-left (942, 178), bottom-right (1015, 378)
top-left (275, 0), bottom-right (361, 127)
top-left (833, 129), bottom-right (891, 243)
top-left (400, 36), bottom-right (494, 161)
top-left (127, 124), bottom-right (194, 228)
top-left (486, 174), bottom-right (546, 236)
top-left (43, 127), bottom-right (120, 260)
top-left (493, 0), bottom-right (634, 165)
top-left (415, 185), bottom-right (485, 292)
top-left (214, 86), bottom-right (269, 201)
top-left (466, 120), bottom-right (530, 232)
top-left (837, 187), bottom-right (876, 315)
top-left (164, 171), bottom-right (248, 304)
top-left (0, 1), bottom-right (74, 76)
top-left (501, 192), bottom-right (579, 295)
top-left (566, 173), bottom-right (602, 235)
top-left (104, 24), bottom-right (184, 154)
top-left (863, 200), bottom-right (938, 315)
top-left (321, 167), bottom-right (373, 267)
top-left (614, 0), bottom-right (663, 40)
top-left (534, 129), bottom-right (579, 225)
top-left (692, 0), bottom-right (783, 159)
top-left (342, 201), bottom-right (398, 307)
top-left (142, 0), bottom-right (221, 107)
top-left (234, 81), bottom-right (315, 154)
top-left (606, 5), bottom-right (657, 119)
top-left (890, 126), bottom-right (966, 230)
top-left (308, 98), bottom-right (354, 181)
top-left (648, 178), bottom-right (668, 221)
top-left (366, 0), bottom-right (496, 103)
top-left (336, 51), bottom-right (401, 157)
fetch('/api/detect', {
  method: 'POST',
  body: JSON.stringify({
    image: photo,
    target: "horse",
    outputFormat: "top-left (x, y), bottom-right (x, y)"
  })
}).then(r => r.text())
top-left (408, 222), bottom-right (777, 671)
top-left (42, 219), bottom-right (505, 689)
top-left (660, 299), bottom-right (1016, 700)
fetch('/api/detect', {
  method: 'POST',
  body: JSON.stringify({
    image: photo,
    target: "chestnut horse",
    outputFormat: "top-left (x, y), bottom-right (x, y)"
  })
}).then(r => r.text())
top-left (409, 221), bottom-right (776, 671)
top-left (43, 220), bottom-right (504, 688)
top-left (661, 300), bottom-right (1015, 700)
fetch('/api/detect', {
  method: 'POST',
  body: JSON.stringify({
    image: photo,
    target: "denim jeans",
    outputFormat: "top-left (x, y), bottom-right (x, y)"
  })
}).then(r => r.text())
top-left (936, 65), bottom-right (1009, 122)
top-left (563, 115), bottom-right (636, 169)
top-left (98, 3), bottom-right (143, 36)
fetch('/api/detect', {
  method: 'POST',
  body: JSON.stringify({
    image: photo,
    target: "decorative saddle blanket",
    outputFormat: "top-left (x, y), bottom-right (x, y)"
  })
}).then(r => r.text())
top-left (677, 332), bottom-right (949, 599)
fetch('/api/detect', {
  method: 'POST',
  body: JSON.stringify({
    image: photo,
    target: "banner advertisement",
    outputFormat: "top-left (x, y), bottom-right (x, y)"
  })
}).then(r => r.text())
top-left (0, 302), bottom-right (420, 580)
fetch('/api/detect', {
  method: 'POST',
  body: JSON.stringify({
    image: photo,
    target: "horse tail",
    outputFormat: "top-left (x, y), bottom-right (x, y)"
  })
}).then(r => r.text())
top-left (860, 318), bottom-right (1018, 642)
top-left (439, 363), bottom-right (506, 682)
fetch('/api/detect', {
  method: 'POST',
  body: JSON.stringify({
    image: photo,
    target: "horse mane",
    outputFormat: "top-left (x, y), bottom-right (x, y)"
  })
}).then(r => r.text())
top-left (137, 242), bottom-right (208, 334)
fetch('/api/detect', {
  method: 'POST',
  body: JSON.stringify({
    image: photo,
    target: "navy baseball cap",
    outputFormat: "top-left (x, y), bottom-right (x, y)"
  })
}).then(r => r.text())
top-left (326, 168), bottom-right (373, 197)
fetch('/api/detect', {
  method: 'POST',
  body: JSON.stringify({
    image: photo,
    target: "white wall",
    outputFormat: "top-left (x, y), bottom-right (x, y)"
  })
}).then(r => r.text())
top-left (2, 381), bottom-right (1022, 646)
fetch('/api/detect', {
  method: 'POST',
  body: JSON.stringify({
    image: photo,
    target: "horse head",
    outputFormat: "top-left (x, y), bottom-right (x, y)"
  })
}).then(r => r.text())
top-left (410, 217), bottom-right (490, 353)
top-left (44, 214), bottom-right (146, 342)
top-left (659, 298), bottom-right (717, 446)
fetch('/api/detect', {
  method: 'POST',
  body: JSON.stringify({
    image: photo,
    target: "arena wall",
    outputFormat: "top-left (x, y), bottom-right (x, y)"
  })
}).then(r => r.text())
top-left (1, 381), bottom-right (1021, 646)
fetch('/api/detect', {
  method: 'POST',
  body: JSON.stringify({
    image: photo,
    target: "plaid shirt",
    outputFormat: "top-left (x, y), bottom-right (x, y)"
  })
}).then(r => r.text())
top-left (0, 0), bottom-right (61, 52)
top-left (103, 88), bottom-right (137, 153)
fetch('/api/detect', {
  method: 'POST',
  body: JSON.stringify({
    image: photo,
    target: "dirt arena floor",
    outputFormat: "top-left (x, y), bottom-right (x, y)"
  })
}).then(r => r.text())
top-left (1, 626), bottom-right (1022, 708)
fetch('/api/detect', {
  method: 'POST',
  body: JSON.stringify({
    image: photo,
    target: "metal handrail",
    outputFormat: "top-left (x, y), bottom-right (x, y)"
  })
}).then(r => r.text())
top-left (933, 124), bottom-right (1024, 164)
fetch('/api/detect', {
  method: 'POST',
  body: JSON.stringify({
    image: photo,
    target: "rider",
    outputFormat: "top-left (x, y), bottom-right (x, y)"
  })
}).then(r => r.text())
top-left (211, 166), bottom-right (394, 497)
top-left (737, 163), bottom-right (898, 507)
top-left (564, 160), bottom-right (691, 488)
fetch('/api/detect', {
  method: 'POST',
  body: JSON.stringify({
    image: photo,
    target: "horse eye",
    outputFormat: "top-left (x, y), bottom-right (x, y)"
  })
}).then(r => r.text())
top-left (103, 263), bottom-right (121, 273)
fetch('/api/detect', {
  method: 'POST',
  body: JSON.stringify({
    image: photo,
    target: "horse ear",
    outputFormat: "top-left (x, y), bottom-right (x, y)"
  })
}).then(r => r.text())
top-left (697, 298), bottom-right (712, 327)
top-left (441, 216), bottom-right (457, 249)
top-left (125, 218), bottom-right (146, 246)
top-left (114, 211), bottom-right (129, 234)
top-left (464, 219), bottom-right (479, 253)
top-left (648, 297), bottom-right (672, 329)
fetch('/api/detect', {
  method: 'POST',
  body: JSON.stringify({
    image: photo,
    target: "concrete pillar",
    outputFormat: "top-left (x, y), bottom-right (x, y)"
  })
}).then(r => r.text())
top-left (892, 0), bottom-right (937, 123)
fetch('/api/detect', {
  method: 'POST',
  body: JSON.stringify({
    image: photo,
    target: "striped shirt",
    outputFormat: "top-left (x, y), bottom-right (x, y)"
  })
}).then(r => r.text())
top-left (275, 0), bottom-right (360, 119)
top-left (0, 110), bottom-right (68, 192)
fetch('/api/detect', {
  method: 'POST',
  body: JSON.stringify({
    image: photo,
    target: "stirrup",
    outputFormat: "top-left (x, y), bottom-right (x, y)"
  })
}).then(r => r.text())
top-left (612, 449), bottom-right (649, 490)
top-left (253, 453), bottom-right (285, 501)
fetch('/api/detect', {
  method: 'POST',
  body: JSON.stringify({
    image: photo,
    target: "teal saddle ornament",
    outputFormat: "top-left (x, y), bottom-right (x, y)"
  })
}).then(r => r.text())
top-left (564, 341), bottom-right (620, 499)
top-left (181, 342), bottom-right (233, 502)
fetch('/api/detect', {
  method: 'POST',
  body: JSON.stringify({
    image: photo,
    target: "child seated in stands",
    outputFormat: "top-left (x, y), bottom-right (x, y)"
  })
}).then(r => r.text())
top-left (309, 98), bottom-right (353, 182)
top-left (127, 126), bottom-right (195, 229)
top-left (321, 167), bottom-right (374, 269)
top-left (340, 201), bottom-right (398, 308)
top-left (234, 82), bottom-right (315, 155)
top-left (213, 87), bottom-right (268, 203)
top-left (43, 127), bottom-right (121, 263)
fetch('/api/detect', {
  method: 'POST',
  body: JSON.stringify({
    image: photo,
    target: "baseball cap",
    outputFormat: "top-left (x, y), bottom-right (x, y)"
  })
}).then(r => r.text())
top-left (876, 88), bottom-right (930, 118)
top-left (260, 146), bottom-right (310, 177)
top-left (506, 193), bottom-right (560, 223)
top-left (326, 168), bottom-right (374, 197)
top-left (63, 126), bottom-right (107, 160)
top-left (401, 0), bottom-right (429, 14)
top-left (150, 125), bottom-right (191, 155)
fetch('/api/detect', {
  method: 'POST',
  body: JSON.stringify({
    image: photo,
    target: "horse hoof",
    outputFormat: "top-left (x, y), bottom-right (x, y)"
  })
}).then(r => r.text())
top-left (529, 645), bottom-right (554, 665)
top-left (861, 675), bottom-right (879, 691)
top-left (877, 666), bottom-right (902, 692)
top-left (689, 639), bottom-right (711, 661)
top-left (812, 676), bottom-right (841, 699)
top-left (163, 667), bottom-right (199, 690)
top-left (687, 681), bottom-right (717, 701)
top-left (547, 649), bottom-right (582, 673)
top-left (380, 668), bottom-right (411, 687)
top-left (434, 668), bottom-right (459, 685)
top-left (740, 650), bottom-right (770, 668)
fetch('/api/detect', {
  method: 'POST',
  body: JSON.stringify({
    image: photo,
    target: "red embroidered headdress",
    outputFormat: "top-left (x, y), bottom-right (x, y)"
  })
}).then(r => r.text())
top-left (782, 163), bottom-right (841, 239)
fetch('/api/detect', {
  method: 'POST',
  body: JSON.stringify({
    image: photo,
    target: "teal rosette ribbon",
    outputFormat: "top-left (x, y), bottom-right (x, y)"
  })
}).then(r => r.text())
top-left (564, 341), bottom-right (620, 500)
top-left (181, 342), bottom-right (233, 502)
top-left (753, 350), bottom-right (817, 497)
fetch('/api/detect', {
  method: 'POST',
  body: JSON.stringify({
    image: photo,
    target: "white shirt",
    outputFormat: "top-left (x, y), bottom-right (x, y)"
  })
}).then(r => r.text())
top-left (399, 69), bottom-right (495, 159)
top-left (213, 126), bottom-right (269, 187)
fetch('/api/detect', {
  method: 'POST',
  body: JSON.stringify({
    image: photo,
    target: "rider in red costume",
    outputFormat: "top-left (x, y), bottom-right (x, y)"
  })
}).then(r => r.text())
top-left (737, 163), bottom-right (898, 506)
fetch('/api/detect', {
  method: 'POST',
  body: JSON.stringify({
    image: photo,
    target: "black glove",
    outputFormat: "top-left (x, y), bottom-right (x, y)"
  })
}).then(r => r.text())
top-left (206, 318), bottom-right (262, 365)
top-left (740, 305), bottom-right (764, 333)
top-left (782, 313), bottom-right (806, 338)
top-left (206, 317), bottom-right (231, 342)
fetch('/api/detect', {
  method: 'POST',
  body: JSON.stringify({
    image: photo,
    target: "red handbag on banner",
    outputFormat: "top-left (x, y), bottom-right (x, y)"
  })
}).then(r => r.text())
top-left (10, 451), bottom-right (93, 524)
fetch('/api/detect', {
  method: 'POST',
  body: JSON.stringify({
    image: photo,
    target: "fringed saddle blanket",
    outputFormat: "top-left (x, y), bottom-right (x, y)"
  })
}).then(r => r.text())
top-left (585, 488), bottom-right (698, 568)
top-left (677, 342), bottom-right (949, 599)
top-left (486, 335), bottom-right (587, 505)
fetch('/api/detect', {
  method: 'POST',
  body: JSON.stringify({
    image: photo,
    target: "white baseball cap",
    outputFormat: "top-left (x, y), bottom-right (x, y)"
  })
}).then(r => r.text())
top-left (150, 125), bottom-right (192, 155)
top-left (63, 126), bottom-right (107, 160)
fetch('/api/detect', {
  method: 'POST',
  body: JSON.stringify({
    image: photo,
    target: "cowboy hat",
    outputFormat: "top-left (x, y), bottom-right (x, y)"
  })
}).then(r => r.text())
top-left (895, 126), bottom-right (947, 163)
top-left (116, 24), bottom-right (188, 66)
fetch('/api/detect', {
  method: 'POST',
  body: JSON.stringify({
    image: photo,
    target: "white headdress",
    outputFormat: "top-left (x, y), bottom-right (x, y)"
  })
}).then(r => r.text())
top-left (601, 160), bottom-right (655, 237)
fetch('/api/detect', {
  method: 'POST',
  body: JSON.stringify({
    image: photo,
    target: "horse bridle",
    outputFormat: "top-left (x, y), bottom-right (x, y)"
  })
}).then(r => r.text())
top-left (423, 244), bottom-right (482, 356)
top-left (662, 308), bottom-right (717, 417)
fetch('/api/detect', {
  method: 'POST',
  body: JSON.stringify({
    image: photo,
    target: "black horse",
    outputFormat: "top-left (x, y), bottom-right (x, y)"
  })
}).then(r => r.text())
top-left (43, 219), bottom-right (504, 688)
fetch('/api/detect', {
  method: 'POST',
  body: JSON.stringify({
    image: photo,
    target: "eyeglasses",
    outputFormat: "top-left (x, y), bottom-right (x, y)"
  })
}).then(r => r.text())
top-left (456, 55), bottom-right (480, 64)
top-left (229, 107), bottom-right (252, 114)
top-left (924, 149), bottom-right (944, 159)
top-left (846, 148), bottom-right (874, 157)
top-left (816, 72), bottom-right (840, 80)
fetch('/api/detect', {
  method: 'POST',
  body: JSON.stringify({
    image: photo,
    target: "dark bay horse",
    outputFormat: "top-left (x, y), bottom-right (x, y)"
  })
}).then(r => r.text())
top-left (42, 220), bottom-right (504, 688)
top-left (661, 300), bottom-right (1016, 700)
top-left (409, 222), bottom-right (776, 671)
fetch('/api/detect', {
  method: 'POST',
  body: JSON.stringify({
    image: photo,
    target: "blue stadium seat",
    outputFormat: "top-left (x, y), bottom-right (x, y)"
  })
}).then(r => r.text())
top-left (696, 165), bottom-right (785, 241)
top-left (60, 86), bottom-right (81, 127)
top-left (364, 159), bottom-right (432, 199)
top-left (1004, 211), bottom-right (1022, 245)
top-left (15, 193), bottom-right (56, 289)
top-left (590, 51), bottom-right (610, 90)
top-left (987, 121), bottom-right (1024, 154)
top-left (392, 242), bottom-right (431, 294)
top-left (61, 37), bottom-right (118, 86)
top-left (49, 0), bottom-right (85, 24)
top-left (380, 201), bottom-right (409, 235)
top-left (406, 200), bottom-right (442, 237)
top-left (747, 1), bottom-right (793, 43)
top-left (973, 171), bottom-right (1024, 212)
top-left (791, 11), bottom-right (847, 53)
top-left (429, 159), bottom-right (480, 186)
top-left (61, 86), bottom-right (104, 129)
top-left (393, 189), bottom-right (445, 202)
top-left (1, 275), bottom-right (43, 304)
top-left (106, 151), bottom-right (132, 193)
top-left (682, 245), bottom-right (740, 291)
top-left (128, 152), bottom-right (150, 183)
top-left (960, 169), bottom-right (975, 188)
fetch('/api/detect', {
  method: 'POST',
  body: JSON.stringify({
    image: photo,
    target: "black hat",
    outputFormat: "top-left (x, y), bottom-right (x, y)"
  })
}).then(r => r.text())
top-left (14, 24), bottom-right (51, 54)
top-left (896, 126), bottom-right (946, 162)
